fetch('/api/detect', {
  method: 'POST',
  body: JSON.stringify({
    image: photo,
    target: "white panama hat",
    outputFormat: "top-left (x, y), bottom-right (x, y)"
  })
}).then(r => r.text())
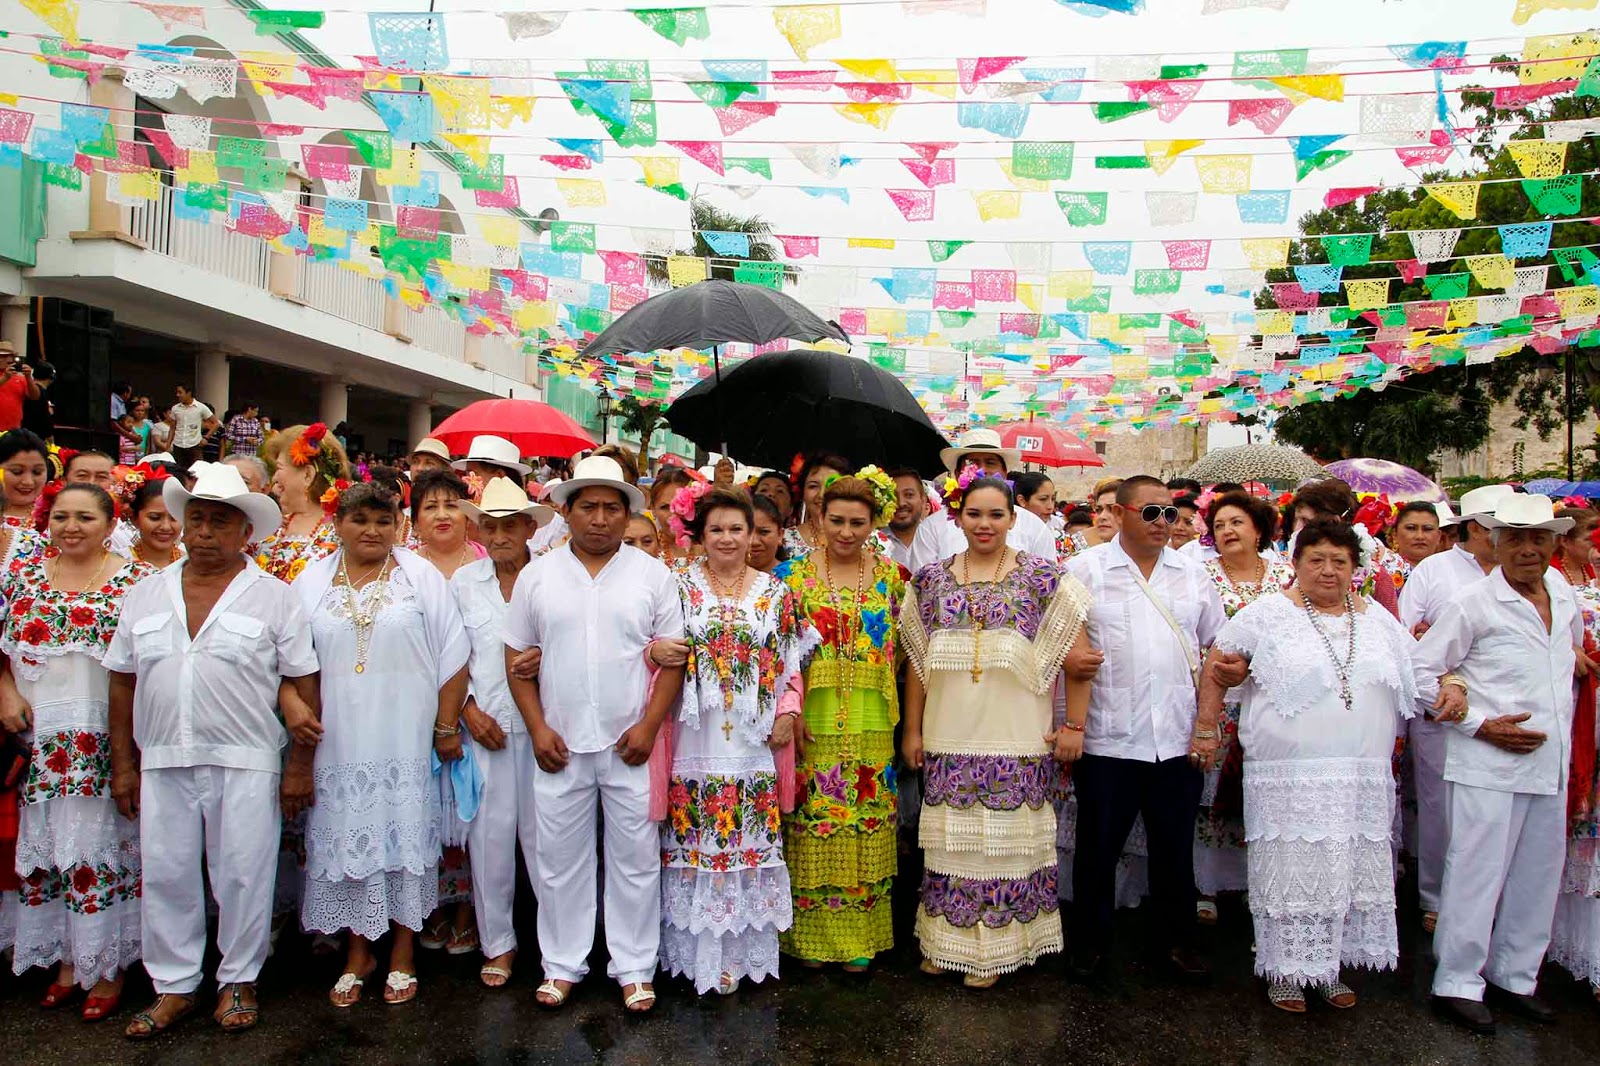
top-left (459, 476), bottom-right (554, 528)
top-left (449, 435), bottom-right (532, 477)
top-left (163, 462), bottom-right (284, 539)
top-left (939, 427), bottom-right (1022, 474)
top-left (1477, 494), bottom-right (1576, 535)
top-left (547, 456), bottom-right (647, 513)
top-left (1457, 484), bottom-right (1515, 520)
top-left (410, 437), bottom-right (451, 462)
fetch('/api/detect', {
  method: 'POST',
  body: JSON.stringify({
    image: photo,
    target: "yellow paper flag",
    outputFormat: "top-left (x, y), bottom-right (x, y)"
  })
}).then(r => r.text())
top-left (1512, 0), bottom-right (1598, 26)
top-left (515, 301), bottom-right (556, 330)
top-left (1049, 270), bottom-right (1095, 299)
top-left (835, 58), bottom-right (898, 82)
top-left (479, 216), bottom-right (519, 248)
top-left (868, 308), bottom-right (907, 336)
top-left (424, 75), bottom-right (491, 132)
top-left (489, 96), bottom-right (536, 128)
top-left (834, 102), bottom-right (898, 129)
top-left (636, 156), bottom-right (681, 188)
top-left (442, 133), bottom-right (490, 168)
top-left (1239, 238), bottom-right (1289, 270)
top-left (901, 68), bottom-right (956, 99)
top-left (1448, 299), bottom-right (1479, 327)
top-left (307, 216), bottom-right (341, 248)
top-left (439, 262), bottom-right (490, 292)
top-left (1110, 356), bottom-right (1147, 380)
top-left (773, 5), bottom-right (842, 61)
top-left (1194, 154), bottom-right (1252, 195)
top-left (375, 149), bottom-right (421, 187)
top-left (1267, 74), bottom-right (1344, 103)
top-left (1255, 310), bottom-right (1294, 335)
top-left (1344, 278), bottom-right (1390, 311)
top-left (1506, 139), bottom-right (1567, 179)
top-left (239, 51), bottom-right (297, 91)
top-left (555, 178), bottom-right (607, 207)
top-left (1466, 254), bottom-right (1514, 289)
top-left (115, 170), bottom-right (161, 201)
top-left (995, 160), bottom-right (1049, 192)
top-left (22, 0), bottom-right (79, 42)
top-left (1017, 283), bottom-right (1042, 313)
top-left (1144, 139), bottom-right (1204, 176)
top-left (1557, 285), bottom-right (1600, 316)
top-left (177, 149), bottom-right (218, 186)
top-left (1520, 32), bottom-right (1600, 84)
top-left (848, 237), bottom-right (895, 249)
top-left (1425, 181), bottom-right (1481, 220)
top-left (667, 255), bottom-right (708, 287)
top-left (973, 190), bottom-right (1021, 221)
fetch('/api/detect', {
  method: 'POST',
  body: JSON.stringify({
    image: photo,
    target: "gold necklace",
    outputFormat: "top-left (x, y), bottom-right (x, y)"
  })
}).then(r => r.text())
top-left (820, 550), bottom-right (866, 743)
top-left (958, 548), bottom-right (1010, 683)
top-left (49, 551), bottom-right (112, 594)
top-left (134, 538), bottom-right (181, 565)
top-left (1221, 552), bottom-right (1265, 591)
top-left (424, 541), bottom-right (472, 571)
top-left (702, 559), bottom-right (750, 733)
top-left (338, 552), bottom-right (393, 674)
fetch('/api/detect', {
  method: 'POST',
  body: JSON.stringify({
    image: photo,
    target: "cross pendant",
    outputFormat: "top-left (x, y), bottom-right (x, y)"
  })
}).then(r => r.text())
top-left (970, 664), bottom-right (983, 683)
top-left (721, 718), bottom-right (734, 740)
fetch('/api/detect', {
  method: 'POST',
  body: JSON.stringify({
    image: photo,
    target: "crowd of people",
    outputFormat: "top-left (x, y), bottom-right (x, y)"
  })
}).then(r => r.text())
top-left (0, 417), bottom-right (1591, 1042)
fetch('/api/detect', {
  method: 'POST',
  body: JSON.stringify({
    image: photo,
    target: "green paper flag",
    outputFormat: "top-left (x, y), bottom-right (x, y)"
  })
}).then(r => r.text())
top-left (686, 80), bottom-right (757, 108)
top-left (550, 221), bottom-right (597, 253)
top-left (1063, 288), bottom-right (1112, 313)
top-left (1423, 273), bottom-right (1469, 300)
top-left (1133, 269), bottom-right (1181, 295)
top-left (1055, 191), bottom-right (1108, 227)
top-left (43, 162), bottom-right (81, 189)
top-left (216, 135), bottom-right (264, 169)
top-left (573, 308), bottom-right (612, 334)
top-left (724, 157), bottom-right (771, 179)
top-left (1578, 55), bottom-right (1600, 98)
top-left (1321, 233), bottom-right (1373, 267)
top-left (1094, 155), bottom-right (1150, 169)
top-left (632, 7), bottom-right (711, 46)
top-left (1233, 48), bottom-right (1308, 80)
top-left (869, 345), bottom-right (907, 372)
top-left (77, 125), bottom-right (117, 160)
top-left (247, 9), bottom-right (325, 34)
top-left (927, 239), bottom-right (970, 262)
top-left (645, 180), bottom-right (691, 200)
top-left (346, 130), bottom-right (392, 170)
top-left (1011, 142), bottom-right (1074, 180)
top-left (733, 261), bottom-right (783, 288)
top-left (1120, 313), bottom-right (1161, 329)
top-left (379, 227), bottom-right (445, 281)
top-left (1169, 320), bottom-right (1207, 343)
top-left (456, 153), bottom-right (504, 191)
top-left (1091, 101), bottom-right (1154, 123)
top-left (1295, 149), bottom-right (1351, 180)
top-left (241, 157), bottom-right (289, 192)
top-left (1554, 246), bottom-right (1599, 284)
top-left (939, 310), bottom-right (975, 328)
top-left (183, 183), bottom-right (228, 211)
top-left (1523, 175), bottom-right (1582, 216)
top-left (1160, 63), bottom-right (1208, 80)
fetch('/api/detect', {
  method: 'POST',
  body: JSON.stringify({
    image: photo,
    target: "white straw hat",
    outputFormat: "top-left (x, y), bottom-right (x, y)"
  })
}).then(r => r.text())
top-left (1477, 494), bottom-right (1575, 534)
top-left (459, 476), bottom-right (554, 528)
top-left (548, 456), bottom-right (646, 512)
top-left (939, 427), bottom-right (1021, 474)
top-left (163, 462), bottom-right (284, 539)
top-left (410, 437), bottom-right (451, 461)
top-left (449, 435), bottom-right (531, 477)
top-left (1457, 484), bottom-right (1515, 519)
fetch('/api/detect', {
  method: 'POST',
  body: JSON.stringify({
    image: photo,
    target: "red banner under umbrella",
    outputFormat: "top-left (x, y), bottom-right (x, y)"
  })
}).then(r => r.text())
top-left (996, 421), bottom-right (1103, 468)
top-left (431, 399), bottom-right (596, 459)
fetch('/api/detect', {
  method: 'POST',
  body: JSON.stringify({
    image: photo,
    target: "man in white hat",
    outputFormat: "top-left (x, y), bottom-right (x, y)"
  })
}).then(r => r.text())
top-left (907, 428), bottom-right (1057, 573)
top-left (450, 479), bottom-right (551, 987)
top-left (409, 437), bottom-right (452, 476)
top-left (1413, 494), bottom-right (1580, 1034)
top-left (452, 434), bottom-right (532, 487)
top-left (503, 455), bottom-right (684, 1015)
top-left (1398, 483), bottom-right (1514, 933)
top-left (106, 464), bottom-right (322, 1036)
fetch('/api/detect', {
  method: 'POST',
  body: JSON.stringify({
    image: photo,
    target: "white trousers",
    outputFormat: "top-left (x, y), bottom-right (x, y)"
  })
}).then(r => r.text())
top-left (140, 766), bottom-right (282, 995)
top-left (468, 734), bottom-right (538, 959)
top-left (1432, 782), bottom-right (1564, 1001)
top-left (532, 748), bottom-right (658, 985)
top-left (1409, 716), bottom-right (1450, 912)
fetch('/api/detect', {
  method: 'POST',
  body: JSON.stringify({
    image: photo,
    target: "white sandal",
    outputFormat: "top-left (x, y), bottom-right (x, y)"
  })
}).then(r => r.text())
top-left (1195, 899), bottom-right (1219, 925)
top-left (622, 983), bottom-right (656, 1013)
top-left (535, 980), bottom-right (570, 1008)
top-left (329, 972), bottom-right (366, 1009)
top-left (383, 971), bottom-right (418, 1005)
top-left (1319, 980), bottom-right (1357, 1009)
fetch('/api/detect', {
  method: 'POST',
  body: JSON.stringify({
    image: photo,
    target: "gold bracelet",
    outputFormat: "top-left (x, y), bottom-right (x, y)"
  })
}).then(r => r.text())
top-left (1193, 727), bottom-right (1218, 740)
top-left (1441, 675), bottom-right (1468, 692)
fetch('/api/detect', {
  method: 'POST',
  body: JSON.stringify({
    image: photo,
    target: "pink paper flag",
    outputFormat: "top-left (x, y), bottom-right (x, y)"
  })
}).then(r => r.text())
top-left (1531, 334), bottom-right (1566, 355)
top-left (1163, 240), bottom-right (1211, 271)
top-left (1324, 186), bottom-right (1379, 208)
top-left (1226, 97), bottom-right (1293, 135)
top-left (259, 124), bottom-right (305, 137)
top-left (776, 234), bottom-right (819, 258)
top-left (1397, 258), bottom-right (1427, 283)
top-left (713, 102), bottom-right (779, 135)
top-left (998, 313), bottom-right (1040, 337)
top-left (1271, 283), bottom-right (1319, 310)
top-left (1522, 293), bottom-right (1559, 318)
top-left (600, 250), bottom-right (646, 285)
top-left (541, 154), bottom-right (592, 171)
top-left (904, 141), bottom-right (957, 162)
top-left (772, 69), bottom-right (837, 91)
top-left (1494, 80), bottom-right (1574, 108)
top-left (301, 144), bottom-right (353, 180)
top-left (887, 188), bottom-right (936, 221)
top-left (934, 281), bottom-right (975, 310)
top-left (141, 127), bottom-right (182, 167)
top-left (971, 270), bottom-right (1016, 302)
top-left (475, 176), bottom-right (520, 208)
top-left (958, 56), bottom-right (1026, 94)
top-left (842, 81), bottom-right (912, 102)
top-left (396, 206), bottom-right (440, 238)
top-left (838, 307), bottom-right (868, 334)
top-left (82, 43), bottom-right (132, 61)
top-left (306, 68), bottom-right (365, 103)
top-left (504, 271), bottom-right (547, 301)
top-left (1128, 79), bottom-right (1203, 122)
top-left (753, 338), bottom-right (790, 355)
top-left (667, 140), bottom-right (725, 175)
top-left (901, 157), bottom-right (955, 187)
top-left (1396, 143), bottom-right (1452, 168)
top-left (262, 81), bottom-right (326, 109)
top-left (0, 108), bottom-right (35, 145)
top-left (107, 140), bottom-right (151, 174)
top-left (233, 203), bottom-right (292, 239)
top-left (132, 2), bottom-right (206, 29)
top-left (1406, 301), bottom-right (1448, 328)
top-left (610, 283), bottom-right (649, 313)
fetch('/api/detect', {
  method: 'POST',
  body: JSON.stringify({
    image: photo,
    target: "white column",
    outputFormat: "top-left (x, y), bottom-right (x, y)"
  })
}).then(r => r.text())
top-left (196, 349), bottom-right (229, 414)
top-left (0, 300), bottom-right (27, 359)
top-left (407, 399), bottom-right (433, 448)
top-left (319, 378), bottom-right (348, 428)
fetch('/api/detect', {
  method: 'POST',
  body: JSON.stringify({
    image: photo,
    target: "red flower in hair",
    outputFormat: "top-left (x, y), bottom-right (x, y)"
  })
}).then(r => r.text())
top-left (31, 479), bottom-right (64, 533)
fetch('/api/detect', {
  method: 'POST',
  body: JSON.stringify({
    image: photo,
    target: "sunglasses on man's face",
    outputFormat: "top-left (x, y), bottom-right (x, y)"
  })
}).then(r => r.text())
top-left (1135, 504), bottom-right (1181, 525)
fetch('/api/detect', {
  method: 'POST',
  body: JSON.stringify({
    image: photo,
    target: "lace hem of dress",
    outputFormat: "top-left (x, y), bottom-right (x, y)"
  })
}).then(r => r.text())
top-left (1563, 837), bottom-right (1600, 896)
top-left (660, 922), bottom-right (782, 995)
top-left (661, 866), bottom-right (793, 939)
top-left (920, 802), bottom-right (1058, 859)
top-left (311, 758), bottom-right (436, 815)
top-left (305, 819), bottom-right (441, 882)
top-left (1243, 759), bottom-right (1395, 843)
top-left (301, 868), bottom-right (439, 940)
top-left (1251, 906), bottom-right (1398, 986)
top-left (1247, 837), bottom-right (1398, 914)
top-left (15, 798), bottom-right (140, 876)
top-left (914, 907), bottom-right (1062, 978)
top-left (12, 932), bottom-right (143, 987)
top-left (1549, 892), bottom-right (1600, 986)
top-left (12, 890), bottom-right (142, 985)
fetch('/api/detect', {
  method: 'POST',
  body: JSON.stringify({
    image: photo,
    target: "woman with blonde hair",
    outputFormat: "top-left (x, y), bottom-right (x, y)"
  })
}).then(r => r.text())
top-left (256, 424), bottom-right (350, 584)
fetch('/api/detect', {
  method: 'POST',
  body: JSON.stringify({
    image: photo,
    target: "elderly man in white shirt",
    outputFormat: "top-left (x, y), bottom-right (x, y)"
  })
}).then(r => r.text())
top-left (1397, 483), bottom-right (1513, 934)
top-left (1412, 494), bottom-right (1580, 1035)
top-left (106, 466), bottom-right (320, 1037)
top-left (504, 455), bottom-right (685, 1016)
top-left (907, 428), bottom-right (1056, 573)
top-left (1066, 475), bottom-right (1231, 980)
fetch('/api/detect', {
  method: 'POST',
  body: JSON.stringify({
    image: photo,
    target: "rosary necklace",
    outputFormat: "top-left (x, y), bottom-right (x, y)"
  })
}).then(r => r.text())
top-left (1297, 585), bottom-right (1358, 713)
top-left (339, 552), bottom-right (393, 674)
top-left (958, 548), bottom-right (1010, 683)
top-left (820, 550), bottom-right (867, 738)
top-left (702, 558), bottom-right (750, 735)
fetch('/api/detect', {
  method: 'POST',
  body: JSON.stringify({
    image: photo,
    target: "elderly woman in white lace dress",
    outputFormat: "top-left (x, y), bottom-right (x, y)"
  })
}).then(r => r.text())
top-left (1196, 519), bottom-right (1418, 1014)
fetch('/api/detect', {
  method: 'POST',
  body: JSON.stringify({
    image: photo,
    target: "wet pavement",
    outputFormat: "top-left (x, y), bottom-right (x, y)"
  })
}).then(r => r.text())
top-left (3, 870), bottom-right (1596, 1065)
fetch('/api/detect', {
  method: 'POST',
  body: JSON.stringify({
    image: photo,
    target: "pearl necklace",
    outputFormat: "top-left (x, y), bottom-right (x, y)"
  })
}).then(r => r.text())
top-left (1297, 585), bottom-right (1358, 713)
top-left (702, 558), bottom-right (750, 733)
top-left (339, 552), bottom-right (393, 674)
top-left (958, 547), bottom-right (1011, 684)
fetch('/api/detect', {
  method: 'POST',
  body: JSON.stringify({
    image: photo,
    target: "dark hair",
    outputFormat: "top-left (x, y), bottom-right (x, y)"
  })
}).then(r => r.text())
top-left (410, 469), bottom-right (469, 523)
top-left (884, 466), bottom-right (921, 483)
top-left (1394, 501), bottom-right (1441, 527)
top-left (1205, 491), bottom-right (1278, 552)
top-left (1209, 481), bottom-right (1245, 495)
top-left (367, 463), bottom-right (406, 497)
top-left (1291, 517), bottom-right (1362, 565)
top-left (755, 471), bottom-right (793, 494)
top-left (65, 449), bottom-right (112, 475)
top-left (130, 478), bottom-right (169, 519)
top-left (686, 488), bottom-right (755, 542)
top-left (750, 492), bottom-right (786, 529)
top-left (1167, 478), bottom-right (1203, 495)
top-left (1174, 493), bottom-right (1199, 512)
top-left (1066, 505), bottom-right (1093, 528)
top-left (1292, 480), bottom-right (1356, 522)
top-left (52, 483), bottom-right (117, 523)
top-left (960, 476), bottom-right (1016, 513)
top-left (797, 453), bottom-right (851, 493)
top-left (336, 481), bottom-right (401, 519)
top-left (1115, 474), bottom-right (1167, 506)
top-left (176, 382), bottom-right (194, 394)
top-left (0, 428), bottom-right (49, 465)
top-left (1012, 471), bottom-right (1054, 502)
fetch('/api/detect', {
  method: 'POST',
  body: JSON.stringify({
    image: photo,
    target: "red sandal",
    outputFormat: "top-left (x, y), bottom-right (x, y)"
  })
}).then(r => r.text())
top-left (40, 982), bottom-right (82, 1009)
top-left (82, 991), bottom-right (122, 1022)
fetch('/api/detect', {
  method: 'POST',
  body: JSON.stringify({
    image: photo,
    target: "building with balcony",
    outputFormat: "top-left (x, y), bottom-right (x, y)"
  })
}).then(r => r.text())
top-left (0, 3), bottom-right (545, 457)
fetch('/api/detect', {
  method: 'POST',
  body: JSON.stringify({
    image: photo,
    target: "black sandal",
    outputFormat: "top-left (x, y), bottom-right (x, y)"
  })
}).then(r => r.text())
top-left (125, 993), bottom-right (196, 1040)
top-left (216, 984), bottom-right (259, 1033)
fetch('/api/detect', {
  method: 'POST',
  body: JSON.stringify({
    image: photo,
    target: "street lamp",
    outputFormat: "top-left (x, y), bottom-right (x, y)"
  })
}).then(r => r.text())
top-left (597, 384), bottom-right (614, 445)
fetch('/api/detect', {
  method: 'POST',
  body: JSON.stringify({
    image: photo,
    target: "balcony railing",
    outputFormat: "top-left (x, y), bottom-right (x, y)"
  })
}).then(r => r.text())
top-left (128, 182), bottom-right (270, 290)
top-left (410, 302), bottom-right (467, 360)
top-left (297, 255), bottom-right (386, 334)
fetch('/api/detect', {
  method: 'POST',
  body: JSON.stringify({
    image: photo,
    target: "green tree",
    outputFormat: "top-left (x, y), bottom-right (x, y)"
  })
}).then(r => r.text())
top-left (643, 197), bottom-right (795, 287)
top-left (1269, 59), bottom-right (1600, 472)
top-left (617, 394), bottom-right (667, 472)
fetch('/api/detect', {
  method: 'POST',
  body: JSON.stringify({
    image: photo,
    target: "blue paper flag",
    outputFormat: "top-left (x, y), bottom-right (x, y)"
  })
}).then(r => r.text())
top-left (561, 78), bottom-right (634, 127)
top-left (369, 12), bottom-right (449, 71)
top-left (1289, 135), bottom-right (1343, 160)
top-left (1020, 67), bottom-right (1085, 102)
top-left (1083, 242), bottom-right (1132, 275)
top-left (701, 230), bottom-right (752, 257)
top-left (60, 103), bottom-right (109, 144)
top-left (1294, 264), bottom-right (1344, 293)
top-left (956, 101), bottom-right (1031, 139)
top-left (1499, 221), bottom-right (1553, 259)
top-left (391, 172), bottom-right (440, 207)
top-left (1236, 190), bottom-right (1290, 225)
top-left (554, 138), bottom-right (606, 162)
top-left (372, 91), bottom-right (435, 143)
top-left (30, 127), bottom-right (77, 165)
top-left (325, 198), bottom-right (368, 233)
top-left (800, 186), bottom-right (850, 204)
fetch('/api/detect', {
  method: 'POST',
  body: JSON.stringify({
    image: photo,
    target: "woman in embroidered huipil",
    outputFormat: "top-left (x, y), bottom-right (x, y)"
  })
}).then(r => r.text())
top-left (0, 483), bottom-right (149, 1017)
top-left (775, 470), bottom-right (906, 971)
top-left (661, 487), bottom-right (818, 995)
top-left (900, 476), bottom-right (1091, 987)
top-left (1193, 492), bottom-right (1293, 917)
top-left (254, 424), bottom-right (348, 584)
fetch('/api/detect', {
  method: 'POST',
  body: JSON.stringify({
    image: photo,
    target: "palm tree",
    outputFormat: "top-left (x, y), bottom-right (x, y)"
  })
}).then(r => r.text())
top-left (617, 394), bottom-right (668, 473)
top-left (644, 197), bottom-right (796, 287)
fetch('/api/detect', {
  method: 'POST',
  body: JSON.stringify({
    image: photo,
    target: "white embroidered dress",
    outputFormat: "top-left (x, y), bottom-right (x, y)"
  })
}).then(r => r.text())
top-left (297, 550), bottom-right (470, 940)
top-left (660, 563), bottom-right (818, 995)
top-left (1214, 592), bottom-right (1416, 986)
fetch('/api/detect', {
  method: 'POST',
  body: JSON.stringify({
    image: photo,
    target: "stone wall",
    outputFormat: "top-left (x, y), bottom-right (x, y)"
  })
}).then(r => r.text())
top-left (1433, 399), bottom-right (1598, 480)
top-left (1051, 425), bottom-right (1207, 500)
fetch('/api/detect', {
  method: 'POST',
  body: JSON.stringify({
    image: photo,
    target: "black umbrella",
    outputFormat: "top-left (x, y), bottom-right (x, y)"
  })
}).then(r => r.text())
top-left (666, 349), bottom-right (950, 478)
top-left (580, 279), bottom-right (849, 359)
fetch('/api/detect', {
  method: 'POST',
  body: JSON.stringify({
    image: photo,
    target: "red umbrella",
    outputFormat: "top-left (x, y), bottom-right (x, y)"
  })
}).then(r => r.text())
top-left (431, 399), bottom-right (596, 459)
top-left (996, 421), bottom-right (1103, 468)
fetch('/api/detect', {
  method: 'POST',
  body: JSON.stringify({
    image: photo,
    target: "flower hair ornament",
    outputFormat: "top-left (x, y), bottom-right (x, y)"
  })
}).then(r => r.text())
top-left (288, 422), bottom-right (345, 489)
top-left (30, 478), bottom-right (64, 532)
top-left (1562, 495), bottom-right (1590, 509)
top-left (667, 479), bottom-right (715, 547)
top-left (318, 478), bottom-right (354, 517)
top-left (1285, 523), bottom-right (1377, 572)
top-left (936, 465), bottom-right (1012, 521)
top-left (1194, 488), bottom-right (1219, 548)
top-left (852, 465), bottom-right (898, 530)
top-left (1353, 493), bottom-right (1396, 536)
top-left (111, 462), bottom-right (170, 519)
